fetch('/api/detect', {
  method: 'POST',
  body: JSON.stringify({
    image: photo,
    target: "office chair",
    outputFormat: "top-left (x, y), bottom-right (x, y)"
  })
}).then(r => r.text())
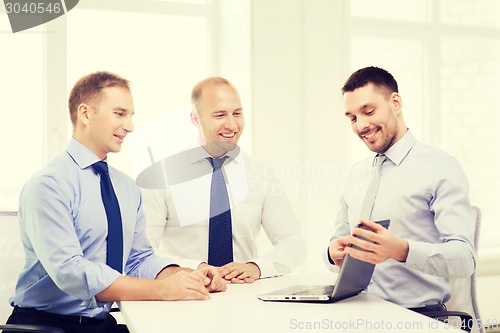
top-left (424, 205), bottom-right (484, 333)
top-left (0, 324), bottom-right (65, 333)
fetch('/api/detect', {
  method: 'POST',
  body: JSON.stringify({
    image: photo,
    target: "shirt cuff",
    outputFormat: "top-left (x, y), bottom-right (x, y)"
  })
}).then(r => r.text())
top-left (405, 239), bottom-right (432, 272)
top-left (322, 247), bottom-right (339, 273)
top-left (138, 256), bottom-right (180, 280)
top-left (84, 267), bottom-right (121, 309)
top-left (250, 257), bottom-right (281, 279)
top-left (327, 248), bottom-right (335, 265)
top-left (177, 258), bottom-right (205, 270)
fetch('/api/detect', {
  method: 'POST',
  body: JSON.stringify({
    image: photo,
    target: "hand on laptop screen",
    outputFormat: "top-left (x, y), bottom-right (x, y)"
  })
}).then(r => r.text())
top-left (348, 219), bottom-right (390, 252)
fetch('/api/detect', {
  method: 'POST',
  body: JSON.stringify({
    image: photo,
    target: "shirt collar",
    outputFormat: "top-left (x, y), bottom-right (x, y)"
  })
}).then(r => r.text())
top-left (383, 129), bottom-right (416, 166)
top-left (187, 141), bottom-right (242, 166)
top-left (66, 137), bottom-right (104, 170)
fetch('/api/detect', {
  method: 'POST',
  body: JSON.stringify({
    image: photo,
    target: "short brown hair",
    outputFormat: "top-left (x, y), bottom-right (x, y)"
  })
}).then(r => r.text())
top-left (68, 71), bottom-right (130, 125)
top-left (342, 66), bottom-right (398, 96)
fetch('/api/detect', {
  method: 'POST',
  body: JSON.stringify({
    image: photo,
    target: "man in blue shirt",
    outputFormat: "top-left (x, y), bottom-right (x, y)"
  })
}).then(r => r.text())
top-left (324, 66), bottom-right (476, 315)
top-left (6, 71), bottom-right (226, 333)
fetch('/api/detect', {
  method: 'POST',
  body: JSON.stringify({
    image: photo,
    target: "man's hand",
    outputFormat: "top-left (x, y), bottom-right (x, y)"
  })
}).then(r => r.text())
top-left (96, 265), bottom-right (224, 303)
top-left (328, 236), bottom-right (350, 267)
top-left (155, 265), bottom-right (192, 279)
top-left (155, 270), bottom-right (213, 300)
top-left (196, 264), bottom-right (228, 292)
top-left (218, 262), bottom-right (261, 284)
top-left (346, 219), bottom-right (409, 264)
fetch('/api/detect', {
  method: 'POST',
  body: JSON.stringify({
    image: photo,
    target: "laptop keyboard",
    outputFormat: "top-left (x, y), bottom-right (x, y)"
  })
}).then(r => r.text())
top-left (293, 285), bottom-right (335, 296)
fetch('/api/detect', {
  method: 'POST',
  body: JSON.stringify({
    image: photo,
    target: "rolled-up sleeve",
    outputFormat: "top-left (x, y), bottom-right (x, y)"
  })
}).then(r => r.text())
top-left (21, 175), bottom-right (121, 306)
top-left (125, 195), bottom-right (177, 279)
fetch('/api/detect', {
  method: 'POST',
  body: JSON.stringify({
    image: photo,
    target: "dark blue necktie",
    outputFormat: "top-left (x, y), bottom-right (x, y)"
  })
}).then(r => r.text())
top-left (92, 161), bottom-right (123, 273)
top-left (207, 156), bottom-right (233, 266)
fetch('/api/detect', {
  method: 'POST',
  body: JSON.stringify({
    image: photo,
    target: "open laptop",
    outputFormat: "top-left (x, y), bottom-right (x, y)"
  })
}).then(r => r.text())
top-left (258, 219), bottom-right (390, 303)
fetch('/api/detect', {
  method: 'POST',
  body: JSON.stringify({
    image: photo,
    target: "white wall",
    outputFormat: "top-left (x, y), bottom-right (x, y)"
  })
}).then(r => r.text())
top-left (250, 0), bottom-right (354, 274)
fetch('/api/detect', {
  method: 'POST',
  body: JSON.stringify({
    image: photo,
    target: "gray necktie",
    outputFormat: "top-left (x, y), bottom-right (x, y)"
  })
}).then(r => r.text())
top-left (359, 154), bottom-right (386, 220)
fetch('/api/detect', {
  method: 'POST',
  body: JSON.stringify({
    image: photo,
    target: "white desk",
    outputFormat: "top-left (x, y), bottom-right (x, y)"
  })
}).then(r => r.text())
top-left (119, 274), bottom-right (464, 333)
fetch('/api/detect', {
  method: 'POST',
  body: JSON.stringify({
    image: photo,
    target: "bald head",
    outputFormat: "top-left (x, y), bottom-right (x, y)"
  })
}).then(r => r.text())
top-left (190, 77), bottom-right (244, 157)
top-left (191, 77), bottom-right (238, 111)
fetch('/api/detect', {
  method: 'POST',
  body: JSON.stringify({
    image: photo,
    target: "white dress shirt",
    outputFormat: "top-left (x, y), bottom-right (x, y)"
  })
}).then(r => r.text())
top-left (137, 144), bottom-right (306, 278)
top-left (324, 130), bottom-right (476, 308)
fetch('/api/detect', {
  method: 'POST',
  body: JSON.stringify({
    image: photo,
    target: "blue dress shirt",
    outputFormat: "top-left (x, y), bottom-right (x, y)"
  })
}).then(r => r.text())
top-left (324, 130), bottom-right (476, 308)
top-left (10, 138), bottom-right (174, 318)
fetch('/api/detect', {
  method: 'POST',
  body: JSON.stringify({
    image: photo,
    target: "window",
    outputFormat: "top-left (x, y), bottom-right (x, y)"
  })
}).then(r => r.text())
top-left (348, 0), bottom-right (500, 248)
top-left (440, 35), bottom-right (500, 250)
top-left (66, 5), bottom-right (211, 177)
top-left (440, 0), bottom-right (500, 29)
top-left (0, 15), bottom-right (44, 211)
top-left (0, 0), bottom-right (213, 210)
top-left (350, 0), bottom-right (430, 22)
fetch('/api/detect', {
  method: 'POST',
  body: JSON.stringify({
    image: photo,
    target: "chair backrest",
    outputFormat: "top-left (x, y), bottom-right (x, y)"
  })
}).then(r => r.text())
top-left (0, 212), bottom-right (24, 324)
top-left (446, 205), bottom-right (483, 333)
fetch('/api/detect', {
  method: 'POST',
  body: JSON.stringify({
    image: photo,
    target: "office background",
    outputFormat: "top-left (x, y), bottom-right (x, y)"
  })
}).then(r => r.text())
top-left (1, 0), bottom-right (499, 326)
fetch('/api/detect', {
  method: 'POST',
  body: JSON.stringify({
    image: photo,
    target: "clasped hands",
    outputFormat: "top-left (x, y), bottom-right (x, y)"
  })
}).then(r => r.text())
top-left (156, 261), bottom-right (261, 301)
top-left (199, 261), bottom-right (261, 284)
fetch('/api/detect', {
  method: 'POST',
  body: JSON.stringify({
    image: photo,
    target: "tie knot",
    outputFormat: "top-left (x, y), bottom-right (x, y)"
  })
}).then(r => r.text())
top-left (92, 161), bottom-right (109, 175)
top-left (372, 154), bottom-right (386, 167)
top-left (208, 156), bottom-right (228, 170)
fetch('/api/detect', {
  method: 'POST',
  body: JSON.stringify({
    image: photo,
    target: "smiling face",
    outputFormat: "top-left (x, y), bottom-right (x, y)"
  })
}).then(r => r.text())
top-left (344, 83), bottom-right (406, 154)
top-left (75, 86), bottom-right (134, 160)
top-left (191, 82), bottom-right (244, 157)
